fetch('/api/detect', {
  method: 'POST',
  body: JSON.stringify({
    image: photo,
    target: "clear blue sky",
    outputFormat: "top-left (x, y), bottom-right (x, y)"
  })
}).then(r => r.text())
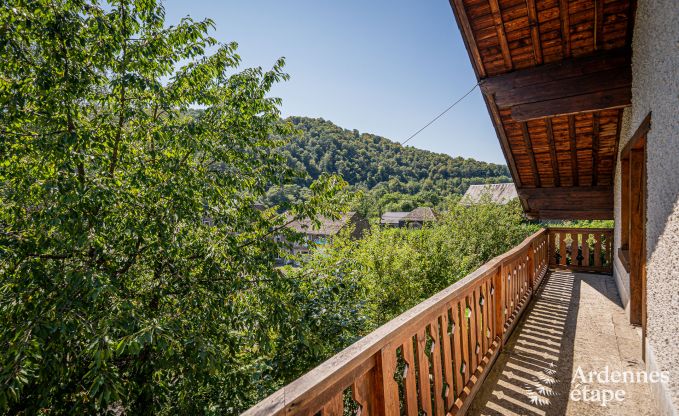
top-left (163, 0), bottom-right (505, 164)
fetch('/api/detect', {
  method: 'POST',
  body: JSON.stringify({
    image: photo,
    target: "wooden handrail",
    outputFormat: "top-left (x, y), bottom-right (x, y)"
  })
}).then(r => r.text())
top-left (546, 227), bottom-right (612, 233)
top-left (244, 227), bottom-right (610, 415)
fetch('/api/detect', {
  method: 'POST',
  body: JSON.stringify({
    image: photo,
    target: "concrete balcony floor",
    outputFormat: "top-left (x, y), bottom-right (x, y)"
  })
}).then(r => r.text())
top-left (469, 270), bottom-right (658, 416)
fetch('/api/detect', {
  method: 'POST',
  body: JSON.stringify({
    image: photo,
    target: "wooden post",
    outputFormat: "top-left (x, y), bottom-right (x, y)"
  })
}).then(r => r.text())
top-left (629, 148), bottom-right (644, 326)
top-left (571, 234), bottom-right (579, 266)
top-left (452, 301), bottom-right (465, 398)
top-left (429, 320), bottom-right (445, 416)
top-left (528, 242), bottom-right (535, 291)
top-left (493, 265), bottom-right (505, 347)
top-left (547, 229), bottom-right (555, 266)
top-left (621, 157), bottom-right (630, 248)
top-left (321, 393), bottom-right (344, 415)
top-left (376, 347), bottom-right (400, 416)
top-left (399, 340), bottom-right (419, 416)
top-left (559, 234), bottom-right (567, 266)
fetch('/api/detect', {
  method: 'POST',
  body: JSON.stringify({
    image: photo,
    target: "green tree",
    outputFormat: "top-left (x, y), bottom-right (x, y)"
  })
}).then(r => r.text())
top-left (0, 1), bottom-right (345, 413)
top-left (265, 117), bottom-right (513, 215)
top-left (302, 199), bottom-right (538, 327)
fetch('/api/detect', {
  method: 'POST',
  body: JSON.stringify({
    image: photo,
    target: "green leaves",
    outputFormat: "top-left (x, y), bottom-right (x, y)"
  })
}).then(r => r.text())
top-left (0, 0), bottom-right (343, 413)
top-left (299, 199), bottom-right (537, 328)
top-left (0, 2), bottom-right (527, 414)
top-left (264, 116), bottom-right (512, 217)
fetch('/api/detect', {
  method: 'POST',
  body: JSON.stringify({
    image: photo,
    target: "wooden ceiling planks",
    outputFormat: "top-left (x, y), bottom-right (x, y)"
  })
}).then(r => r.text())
top-left (456, 0), bottom-right (633, 77)
top-left (449, 0), bottom-right (636, 219)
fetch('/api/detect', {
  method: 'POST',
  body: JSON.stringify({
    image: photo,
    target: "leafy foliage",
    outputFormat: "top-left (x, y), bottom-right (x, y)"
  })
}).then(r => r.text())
top-left (0, 1), bottom-right (535, 414)
top-left (545, 219), bottom-right (614, 228)
top-left (265, 117), bottom-right (512, 216)
top-left (0, 1), bottom-right (347, 413)
top-left (301, 199), bottom-right (538, 327)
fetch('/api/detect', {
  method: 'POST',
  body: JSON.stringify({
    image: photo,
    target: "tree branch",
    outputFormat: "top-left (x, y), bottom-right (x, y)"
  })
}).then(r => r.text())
top-left (109, 3), bottom-right (129, 177)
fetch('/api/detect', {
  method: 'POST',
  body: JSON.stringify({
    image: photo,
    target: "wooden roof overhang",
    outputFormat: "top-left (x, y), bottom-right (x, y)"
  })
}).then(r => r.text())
top-left (449, 0), bottom-right (637, 219)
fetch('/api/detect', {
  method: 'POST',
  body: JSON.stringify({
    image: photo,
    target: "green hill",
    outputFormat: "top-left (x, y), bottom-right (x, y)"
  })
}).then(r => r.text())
top-left (265, 117), bottom-right (511, 215)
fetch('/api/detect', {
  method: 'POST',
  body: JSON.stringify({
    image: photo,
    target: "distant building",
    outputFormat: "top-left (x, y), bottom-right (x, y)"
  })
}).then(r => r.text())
top-left (461, 183), bottom-right (518, 205)
top-left (380, 211), bottom-right (409, 227)
top-left (380, 207), bottom-right (438, 229)
top-left (402, 207), bottom-right (438, 228)
top-left (278, 212), bottom-right (369, 257)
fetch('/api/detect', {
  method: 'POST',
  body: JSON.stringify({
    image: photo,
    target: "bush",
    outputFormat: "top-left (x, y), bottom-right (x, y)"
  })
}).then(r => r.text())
top-left (297, 198), bottom-right (538, 339)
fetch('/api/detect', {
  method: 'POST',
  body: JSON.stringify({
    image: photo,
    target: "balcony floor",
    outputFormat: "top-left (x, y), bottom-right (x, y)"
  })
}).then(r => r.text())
top-left (469, 270), bottom-right (657, 416)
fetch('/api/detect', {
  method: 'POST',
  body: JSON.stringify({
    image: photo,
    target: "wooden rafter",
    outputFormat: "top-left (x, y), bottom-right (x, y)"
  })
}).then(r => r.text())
top-left (595, 0), bottom-right (604, 50)
top-left (520, 186), bottom-right (613, 213)
top-left (520, 185), bottom-right (613, 198)
top-left (546, 118), bottom-right (560, 187)
top-left (448, 0), bottom-right (635, 220)
top-left (559, 0), bottom-right (571, 57)
top-left (592, 113), bottom-right (600, 186)
top-left (569, 115), bottom-right (579, 186)
top-left (526, 0), bottom-right (543, 65)
top-left (512, 89), bottom-right (630, 122)
top-left (521, 186), bottom-right (614, 219)
top-left (480, 49), bottom-right (632, 121)
top-left (485, 95), bottom-right (522, 188)
top-left (480, 49), bottom-right (630, 93)
top-left (488, 0), bottom-right (513, 70)
top-left (485, 66), bottom-right (631, 108)
top-left (530, 210), bottom-right (613, 220)
top-left (521, 122), bottom-right (540, 187)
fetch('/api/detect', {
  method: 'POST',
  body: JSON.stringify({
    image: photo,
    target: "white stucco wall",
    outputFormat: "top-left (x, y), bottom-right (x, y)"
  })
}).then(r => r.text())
top-left (613, 1), bottom-right (679, 414)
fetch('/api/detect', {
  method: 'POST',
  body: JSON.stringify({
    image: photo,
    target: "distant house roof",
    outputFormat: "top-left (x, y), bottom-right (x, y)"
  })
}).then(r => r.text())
top-left (286, 212), bottom-right (360, 236)
top-left (380, 211), bottom-right (409, 224)
top-left (461, 183), bottom-right (518, 205)
top-left (403, 207), bottom-right (437, 222)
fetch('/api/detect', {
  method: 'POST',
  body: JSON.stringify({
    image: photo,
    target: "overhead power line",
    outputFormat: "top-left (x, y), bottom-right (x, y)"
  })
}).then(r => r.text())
top-left (401, 82), bottom-right (480, 146)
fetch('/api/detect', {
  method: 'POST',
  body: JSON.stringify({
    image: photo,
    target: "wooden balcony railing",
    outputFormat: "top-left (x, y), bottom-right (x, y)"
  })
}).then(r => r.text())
top-left (547, 227), bottom-right (614, 274)
top-left (244, 227), bottom-right (612, 416)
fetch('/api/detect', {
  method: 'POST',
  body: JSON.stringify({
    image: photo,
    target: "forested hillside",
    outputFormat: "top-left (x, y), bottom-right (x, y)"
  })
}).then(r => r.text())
top-left (265, 117), bottom-right (512, 215)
